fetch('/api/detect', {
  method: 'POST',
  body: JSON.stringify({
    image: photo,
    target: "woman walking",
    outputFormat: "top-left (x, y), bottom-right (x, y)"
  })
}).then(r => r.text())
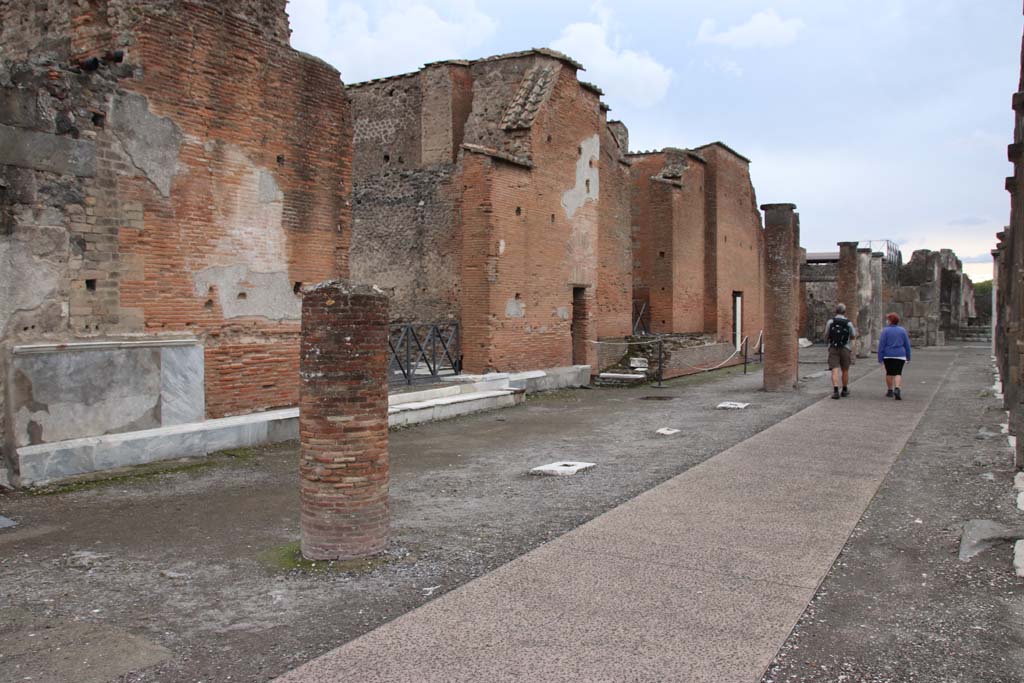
top-left (877, 312), bottom-right (912, 400)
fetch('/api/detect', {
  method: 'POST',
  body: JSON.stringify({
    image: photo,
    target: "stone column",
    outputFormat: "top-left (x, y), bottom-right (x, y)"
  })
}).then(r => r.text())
top-left (837, 241), bottom-right (859, 362)
top-left (762, 203), bottom-right (799, 391)
top-left (299, 281), bottom-right (390, 561)
top-left (870, 253), bottom-right (884, 353)
top-left (856, 248), bottom-right (873, 357)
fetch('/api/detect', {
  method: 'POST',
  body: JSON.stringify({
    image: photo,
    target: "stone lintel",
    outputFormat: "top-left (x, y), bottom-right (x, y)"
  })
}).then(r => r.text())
top-left (0, 123), bottom-right (96, 177)
top-left (760, 203), bottom-right (797, 212)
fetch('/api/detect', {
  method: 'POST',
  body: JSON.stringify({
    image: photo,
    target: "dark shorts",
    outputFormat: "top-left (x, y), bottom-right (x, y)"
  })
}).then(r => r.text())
top-left (883, 358), bottom-right (906, 376)
top-left (828, 346), bottom-right (851, 370)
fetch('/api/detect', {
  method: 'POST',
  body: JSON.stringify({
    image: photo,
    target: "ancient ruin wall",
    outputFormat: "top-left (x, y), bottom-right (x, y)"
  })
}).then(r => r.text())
top-left (801, 262), bottom-right (839, 341)
top-left (595, 118), bottom-right (633, 340)
top-left (348, 67), bottom-right (466, 323)
top-left (457, 55), bottom-right (632, 372)
top-left (699, 145), bottom-right (766, 346)
top-left (628, 150), bottom-right (706, 335)
top-left (464, 62), bottom-right (602, 371)
top-left (1, 0), bottom-right (351, 465)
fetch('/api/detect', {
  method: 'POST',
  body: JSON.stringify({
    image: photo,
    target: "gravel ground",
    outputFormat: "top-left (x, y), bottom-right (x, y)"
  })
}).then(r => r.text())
top-left (0, 356), bottom-right (858, 683)
top-left (762, 345), bottom-right (1024, 683)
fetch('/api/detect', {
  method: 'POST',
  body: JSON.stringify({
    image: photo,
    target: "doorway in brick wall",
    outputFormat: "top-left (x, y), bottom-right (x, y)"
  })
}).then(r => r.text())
top-left (572, 286), bottom-right (588, 365)
top-left (733, 291), bottom-right (743, 351)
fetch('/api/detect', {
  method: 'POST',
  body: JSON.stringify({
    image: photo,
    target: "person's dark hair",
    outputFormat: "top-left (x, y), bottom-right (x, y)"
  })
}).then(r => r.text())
top-left (886, 312), bottom-right (900, 325)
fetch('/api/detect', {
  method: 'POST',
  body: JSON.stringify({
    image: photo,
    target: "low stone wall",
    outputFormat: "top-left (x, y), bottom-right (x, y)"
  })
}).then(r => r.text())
top-left (598, 334), bottom-right (743, 380)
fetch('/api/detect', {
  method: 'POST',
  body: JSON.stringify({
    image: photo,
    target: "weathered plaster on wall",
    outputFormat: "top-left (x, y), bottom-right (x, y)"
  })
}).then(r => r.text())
top-left (193, 265), bottom-right (300, 320)
top-left (109, 92), bottom-right (183, 197)
top-left (561, 134), bottom-right (599, 219)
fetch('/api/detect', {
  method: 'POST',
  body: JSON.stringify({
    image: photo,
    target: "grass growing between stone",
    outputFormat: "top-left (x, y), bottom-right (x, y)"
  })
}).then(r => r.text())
top-left (258, 541), bottom-right (397, 575)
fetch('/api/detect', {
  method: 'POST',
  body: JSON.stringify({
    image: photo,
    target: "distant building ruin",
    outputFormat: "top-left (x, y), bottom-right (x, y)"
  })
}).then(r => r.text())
top-left (800, 243), bottom-right (976, 348)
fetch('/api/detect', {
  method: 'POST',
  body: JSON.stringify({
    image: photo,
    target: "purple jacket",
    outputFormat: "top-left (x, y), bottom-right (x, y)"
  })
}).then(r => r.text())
top-left (877, 325), bottom-right (911, 363)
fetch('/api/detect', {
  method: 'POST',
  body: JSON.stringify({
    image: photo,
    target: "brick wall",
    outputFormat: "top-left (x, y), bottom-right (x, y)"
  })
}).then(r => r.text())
top-left (699, 144), bottom-right (766, 346)
top-left (348, 65), bottom-right (467, 323)
top-left (416, 51), bottom-right (633, 374)
top-left (628, 150), bottom-right (706, 335)
top-left (0, 0), bottom-right (352, 457)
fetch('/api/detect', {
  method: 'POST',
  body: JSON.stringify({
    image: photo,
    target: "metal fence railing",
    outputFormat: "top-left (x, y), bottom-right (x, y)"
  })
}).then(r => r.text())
top-left (388, 322), bottom-right (461, 386)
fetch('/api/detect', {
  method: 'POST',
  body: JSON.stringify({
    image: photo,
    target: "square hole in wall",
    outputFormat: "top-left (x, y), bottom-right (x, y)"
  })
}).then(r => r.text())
top-left (85, 279), bottom-right (97, 292)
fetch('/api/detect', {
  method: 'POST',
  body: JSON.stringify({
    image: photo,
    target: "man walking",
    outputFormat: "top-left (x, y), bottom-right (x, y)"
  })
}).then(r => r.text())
top-left (826, 303), bottom-right (857, 399)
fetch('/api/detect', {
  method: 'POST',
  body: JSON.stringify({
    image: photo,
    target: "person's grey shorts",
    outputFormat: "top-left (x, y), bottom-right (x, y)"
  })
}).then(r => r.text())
top-left (828, 347), bottom-right (851, 370)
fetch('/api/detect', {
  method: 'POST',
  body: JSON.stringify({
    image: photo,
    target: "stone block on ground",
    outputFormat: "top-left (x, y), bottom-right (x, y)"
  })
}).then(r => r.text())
top-left (530, 462), bottom-right (596, 476)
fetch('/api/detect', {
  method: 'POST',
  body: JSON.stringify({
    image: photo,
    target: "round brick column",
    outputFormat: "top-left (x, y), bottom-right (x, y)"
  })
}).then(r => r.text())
top-left (762, 203), bottom-right (800, 391)
top-left (299, 281), bottom-right (390, 561)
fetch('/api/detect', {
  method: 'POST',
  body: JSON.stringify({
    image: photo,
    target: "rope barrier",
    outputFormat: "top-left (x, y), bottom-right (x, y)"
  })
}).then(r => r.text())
top-left (585, 333), bottom-right (763, 377)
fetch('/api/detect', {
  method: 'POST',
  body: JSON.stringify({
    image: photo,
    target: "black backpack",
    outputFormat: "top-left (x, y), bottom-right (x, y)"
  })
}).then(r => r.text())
top-left (827, 318), bottom-right (851, 348)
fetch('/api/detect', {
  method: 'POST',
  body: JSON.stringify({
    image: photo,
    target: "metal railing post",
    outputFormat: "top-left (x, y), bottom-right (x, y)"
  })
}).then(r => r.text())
top-left (405, 330), bottom-right (412, 385)
top-left (657, 338), bottom-right (664, 387)
top-left (743, 336), bottom-right (749, 374)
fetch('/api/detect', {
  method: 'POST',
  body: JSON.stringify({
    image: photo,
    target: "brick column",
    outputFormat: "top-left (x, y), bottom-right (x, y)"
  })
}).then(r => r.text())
top-left (837, 241), bottom-right (859, 362)
top-left (762, 203), bottom-right (799, 391)
top-left (299, 281), bottom-right (390, 561)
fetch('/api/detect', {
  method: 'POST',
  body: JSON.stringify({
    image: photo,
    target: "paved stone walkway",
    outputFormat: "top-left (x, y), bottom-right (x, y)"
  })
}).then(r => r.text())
top-left (275, 351), bottom-right (954, 683)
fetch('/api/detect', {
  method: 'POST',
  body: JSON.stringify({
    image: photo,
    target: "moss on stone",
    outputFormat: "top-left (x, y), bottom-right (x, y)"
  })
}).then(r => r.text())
top-left (258, 541), bottom-right (394, 575)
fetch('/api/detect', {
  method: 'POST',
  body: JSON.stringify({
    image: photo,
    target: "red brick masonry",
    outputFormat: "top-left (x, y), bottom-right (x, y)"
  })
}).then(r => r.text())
top-left (299, 282), bottom-right (389, 561)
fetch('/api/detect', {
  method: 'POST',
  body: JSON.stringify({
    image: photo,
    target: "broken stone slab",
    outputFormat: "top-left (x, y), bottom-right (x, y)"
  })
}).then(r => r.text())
top-left (629, 357), bottom-right (649, 369)
top-left (530, 461), bottom-right (596, 476)
top-left (716, 401), bottom-right (750, 410)
top-left (958, 519), bottom-right (1024, 562)
top-left (599, 372), bottom-right (646, 380)
top-left (1018, 492), bottom-right (1024, 512)
top-left (655, 428), bottom-right (680, 436)
top-left (1015, 472), bottom-right (1024, 491)
top-left (798, 338), bottom-right (814, 348)
top-left (1016, 541), bottom-right (1024, 578)
top-left (0, 515), bottom-right (17, 529)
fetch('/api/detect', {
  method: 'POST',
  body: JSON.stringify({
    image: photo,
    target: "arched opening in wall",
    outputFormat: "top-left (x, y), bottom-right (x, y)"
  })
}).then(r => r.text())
top-left (571, 286), bottom-right (589, 365)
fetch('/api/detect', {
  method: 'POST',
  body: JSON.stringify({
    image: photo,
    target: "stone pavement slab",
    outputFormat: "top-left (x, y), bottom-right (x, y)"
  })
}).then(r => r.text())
top-left (277, 352), bottom-right (953, 682)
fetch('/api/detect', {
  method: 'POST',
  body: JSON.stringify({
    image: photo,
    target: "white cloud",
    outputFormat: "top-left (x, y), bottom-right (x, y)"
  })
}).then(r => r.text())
top-left (697, 9), bottom-right (805, 49)
top-left (551, 6), bottom-right (673, 109)
top-left (704, 58), bottom-right (743, 78)
top-left (287, 0), bottom-right (497, 83)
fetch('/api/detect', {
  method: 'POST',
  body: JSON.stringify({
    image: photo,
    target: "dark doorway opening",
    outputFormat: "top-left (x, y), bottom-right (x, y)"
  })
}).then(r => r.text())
top-left (572, 286), bottom-right (588, 365)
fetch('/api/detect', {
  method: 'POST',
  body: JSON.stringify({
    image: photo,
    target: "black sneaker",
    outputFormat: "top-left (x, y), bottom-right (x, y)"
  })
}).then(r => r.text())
top-left (894, 388), bottom-right (901, 401)
top-left (832, 388), bottom-right (840, 400)
top-left (840, 387), bottom-right (849, 398)
top-left (886, 389), bottom-right (894, 397)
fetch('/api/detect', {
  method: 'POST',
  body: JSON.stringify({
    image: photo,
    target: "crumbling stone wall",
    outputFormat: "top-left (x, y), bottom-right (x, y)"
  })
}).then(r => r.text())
top-left (459, 54), bottom-right (619, 372)
top-left (801, 261), bottom-right (839, 341)
top-left (1, 0), bottom-right (351, 468)
top-left (348, 64), bottom-right (471, 324)
top-left (994, 7), bottom-right (1024, 470)
top-left (350, 49), bottom-right (634, 374)
top-left (889, 249), bottom-right (974, 346)
top-left (628, 149), bottom-right (706, 335)
top-left (697, 143), bottom-right (766, 346)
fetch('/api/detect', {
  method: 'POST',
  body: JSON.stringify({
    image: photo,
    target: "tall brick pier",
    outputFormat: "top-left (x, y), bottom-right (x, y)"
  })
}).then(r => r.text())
top-left (299, 281), bottom-right (390, 561)
top-left (762, 204), bottom-right (800, 391)
top-left (836, 241), bottom-right (860, 362)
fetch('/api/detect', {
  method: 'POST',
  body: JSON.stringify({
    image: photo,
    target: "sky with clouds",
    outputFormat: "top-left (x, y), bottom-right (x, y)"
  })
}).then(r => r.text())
top-left (286, 0), bottom-right (1020, 282)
